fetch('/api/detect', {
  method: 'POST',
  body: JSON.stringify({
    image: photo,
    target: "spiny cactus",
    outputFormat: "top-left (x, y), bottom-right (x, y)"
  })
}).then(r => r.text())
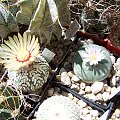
top-left (35, 96), bottom-right (80, 120)
top-left (0, 87), bottom-right (25, 120)
top-left (0, 32), bottom-right (50, 93)
top-left (72, 44), bottom-right (112, 83)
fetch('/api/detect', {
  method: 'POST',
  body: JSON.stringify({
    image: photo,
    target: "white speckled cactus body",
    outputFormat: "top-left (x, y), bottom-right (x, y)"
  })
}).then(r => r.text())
top-left (0, 32), bottom-right (50, 93)
top-left (73, 44), bottom-right (112, 83)
top-left (35, 96), bottom-right (80, 120)
top-left (7, 55), bottom-right (49, 93)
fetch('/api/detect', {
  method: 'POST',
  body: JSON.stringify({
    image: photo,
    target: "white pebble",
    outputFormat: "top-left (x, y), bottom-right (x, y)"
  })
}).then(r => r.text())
top-left (105, 86), bottom-right (111, 94)
top-left (116, 70), bottom-right (120, 77)
top-left (79, 90), bottom-right (85, 95)
top-left (110, 55), bottom-right (116, 64)
top-left (111, 76), bottom-right (117, 86)
top-left (68, 93), bottom-right (74, 100)
top-left (61, 72), bottom-right (71, 86)
top-left (86, 93), bottom-right (97, 101)
top-left (80, 82), bottom-right (86, 90)
top-left (77, 100), bottom-right (87, 108)
top-left (111, 87), bottom-right (117, 93)
top-left (85, 86), bottom-right (92, 93)
top-left (96, 93), bottom-right (103, 101)
top-left (68, 71), bottom-right (74, 78)
top-left (102, 92), bottom-right (110, 102)
top-left (71, 84), bottom-right (80, 92)
top-left (91, 82), bottom-right (104, 94)
top-left (71, 75), bottom-right (80, 82)
top-left (82, 108), bottom-right (90, 115)
top-left (84, 114), bottom-right (92, 120)
top-left (73, 97), bottom-right (79, 103)
top-left (90, 110), bottom-right (99, 117)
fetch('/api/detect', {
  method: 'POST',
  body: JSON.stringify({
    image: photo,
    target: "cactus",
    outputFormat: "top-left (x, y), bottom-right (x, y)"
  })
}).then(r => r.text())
top-left (35, 96), bottom-right (80, 120)
top-left (0, 87), bottom-right (25, 120)
top-left (0, 32), bottom-right (50, 93)
top-left (72, 44), bottom-right (112, 83)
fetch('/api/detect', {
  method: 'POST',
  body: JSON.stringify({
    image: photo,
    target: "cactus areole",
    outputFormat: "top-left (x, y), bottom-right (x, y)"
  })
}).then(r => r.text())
top-left (0, 32), bottom-right (50, 93)
top-left (73, 44), bottom-right (112, 83)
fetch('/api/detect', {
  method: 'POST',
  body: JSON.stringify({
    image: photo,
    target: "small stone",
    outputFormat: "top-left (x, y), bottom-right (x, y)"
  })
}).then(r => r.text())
top-left (96, 93), bottom-right (103, 101)
top-left (53, 92), bottom-right (60, 96)
top-left (68, 71), bottom-right (74, 78)
top-left (77, 100), bottom-right (87, 108)
top-left (61, 91), bottom-right (68, 97)
top-left (102, 92), bottom-right (109, 102)
top-left (111, 76), bottom-right (117, 86)
top-left (68, 93), bottom-right (74, 100)
top-left (82, 108), bottom-right (90, 115)
top-left (79, 90), bottom-right (85, 95)
top-left (61, 72), bottom-right (71, 86)
top-left (47, 88), bottom-right (54, 97)
top-left (71, 75), bottom-right (80, 82)
top-left (80, 82), bottom-right (86, 90)
top-left (71, 83), bottom-right (80, 92)
top-left (59, 67), bottom-right (67, 74)
top-left (114, 109), bottom-right (120, 119)
top-left (105, 86), bottom-right (111, 94)
top-left (84, 114), bottom-right (92, 120)
top-left (111, 87), bottom-right (117, 93)
top-left (56, 75), bottom-right (61, 81)
top-left (116, 70), bottom-right (120, 77)
top-left (91, 82), bottom-right (104, 94)
top-left (110, 55), bottom-right (116, 64)
top-left (85, 86), bottom-right (92, 93)
top-left (73, 97), bottom-right (79, 103)
top-left (54, 87), bottom-right (60, 93)
top-left (86, 93), bottom-right (97, 101)
top-left (90, 110), bottom-right (99, 117)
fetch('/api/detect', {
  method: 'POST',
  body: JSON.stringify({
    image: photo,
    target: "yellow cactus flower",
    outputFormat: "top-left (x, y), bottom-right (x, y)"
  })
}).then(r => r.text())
top-left (0, 32), bottom-right (40, 70)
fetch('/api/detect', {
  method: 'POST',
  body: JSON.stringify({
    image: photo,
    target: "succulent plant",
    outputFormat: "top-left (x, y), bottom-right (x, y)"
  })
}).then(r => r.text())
top-left (0, 87), bottom-right (25, 120)
top-left (35, 95), bottom-right (80, 120)
top-left (72, 44), bottom-right (112, 83)
top-left (0, 32), bottom-right (50, 93)
top-left (0, 0), bottom-right (70, 42)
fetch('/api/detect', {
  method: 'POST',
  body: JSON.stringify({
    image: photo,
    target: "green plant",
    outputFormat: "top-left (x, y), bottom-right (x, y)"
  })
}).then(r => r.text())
top-left (0, 32), bottom-right (50, 93)
top-left (0, 1), bottom-right (19, 38)
top-left (35, 96), bottom-right (80, 120)
top-left (0, 0), bottom-right (70, 43)
top-left (72, 44), bottom-right (112, 83)
top-left (0, 87), bottom-right (25, 120)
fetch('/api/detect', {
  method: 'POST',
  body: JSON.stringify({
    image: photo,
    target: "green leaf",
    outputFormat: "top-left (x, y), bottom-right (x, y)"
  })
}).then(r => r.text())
top-left (54, 0), bottom-right (70, 26)
top-left (1, 0), bottom-right (19, 16)
top-left (16, 0), bottom-right (39, 25)
top-left (0, 2), bottom-right (19, 38)
top-left (27, 0), bottom-right (70, 43)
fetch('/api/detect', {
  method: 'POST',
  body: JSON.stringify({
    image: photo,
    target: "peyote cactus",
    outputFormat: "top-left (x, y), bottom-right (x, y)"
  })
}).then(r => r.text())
top-left (35, 96), bottom-right (80, 120)
top-left (0, 32), bottom-right (50, 93)
top-left (72, 44), bottom-right (112, 83)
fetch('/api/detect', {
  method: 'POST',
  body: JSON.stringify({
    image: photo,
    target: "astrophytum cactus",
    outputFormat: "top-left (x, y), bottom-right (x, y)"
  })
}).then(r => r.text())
top-left (35, 96), bottom-right (80, 120)
top-left (0, 32), bottom-right (50, 93)
top-left (73, 44), bottom-right (112, 83)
